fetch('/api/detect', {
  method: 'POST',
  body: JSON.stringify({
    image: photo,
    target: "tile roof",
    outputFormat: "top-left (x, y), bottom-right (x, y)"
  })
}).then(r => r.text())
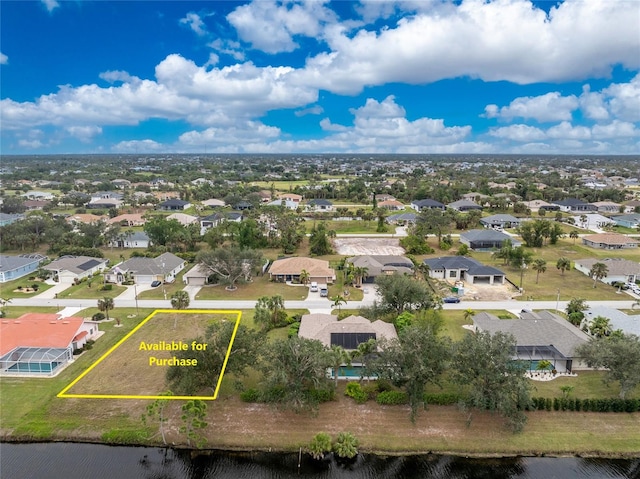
top-left (0, 313), bottom-right (85, 355)
top-left (269, 257), bottom-right (335, 278)
top-left (574, 258), bottom-right (640, 276)
top-left (298, 314), bottom-right (397, 348)
top-left (582, 233), bottom-right (638, 246)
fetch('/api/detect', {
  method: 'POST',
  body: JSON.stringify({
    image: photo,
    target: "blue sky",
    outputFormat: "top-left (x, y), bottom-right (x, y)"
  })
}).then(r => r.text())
top-left (1, 0), bottom-right (638, 155)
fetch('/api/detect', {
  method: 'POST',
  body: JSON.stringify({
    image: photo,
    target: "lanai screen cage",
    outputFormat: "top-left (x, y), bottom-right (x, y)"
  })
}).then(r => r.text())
top-left (515, 345), bottom-right (569, 372)
top-left (0, 346), bottom-right (73, 376)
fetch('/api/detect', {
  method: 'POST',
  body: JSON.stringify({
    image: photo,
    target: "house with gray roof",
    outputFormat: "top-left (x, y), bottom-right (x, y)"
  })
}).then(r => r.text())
top-left (0, 254), bottom-right (46, 283)
top-left (109, 231), bottom-right (151, 249)
top-left (385, 212), bottom-right (417, 225)
top-left (611, 213), bottom-right (640, 229)
top-left (581, 233), bottom-right (638, 250)
top-left (473, 310), bottom-right (590, 372)
top-left (447, 199), bottom-right (483, 212)
top-left (410, 199), bottom-right (445, 211)
top-left (479, 214), bottom-right (521, 230)
top-left (574, 258), bottom-right (640, 285)
top-left (306, 198), bottom-right (333, 212)
top-left (45, 255), bottom-right (108, 283)
top-left (459, 229), bottom-right (521, 251)
top-left (105, 252), bottom-right (186, 285)
top-left (158, 199), bottom-right (191, 211)
top-left (346, 255), bottom-right (414, 283)
top-left (583, 306), bottom-right (640, 337)
top-left (424, 256), bottom-right (506, 285)
top-left (0, 213), bottom-right (25, 227)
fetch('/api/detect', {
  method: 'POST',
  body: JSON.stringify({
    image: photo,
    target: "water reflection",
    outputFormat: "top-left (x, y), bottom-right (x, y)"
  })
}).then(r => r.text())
top-left (1, 443), bottom-right (639, 479)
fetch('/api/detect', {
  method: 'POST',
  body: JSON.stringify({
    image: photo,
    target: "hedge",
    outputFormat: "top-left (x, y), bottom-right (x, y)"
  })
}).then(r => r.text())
top-left (530, 397), bottom-right (640, 413)
top-left (423, 393), bottom-right (461, 405)
top-left (376, 390), bottom-right (409, 405)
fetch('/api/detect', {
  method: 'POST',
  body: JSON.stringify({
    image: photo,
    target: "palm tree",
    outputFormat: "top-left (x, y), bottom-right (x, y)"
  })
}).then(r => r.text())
top-left (299, 269), bottom-right (310, 286)
top-left (569, 230), bottom-right (579, 244)
top-left (97, 297), bottom-right (115, 322)
top-left (588, 315), bottom-right (612, 338)
top-left (0, 297), bottom-right (12, 318)
top-left (532, 259), bottom-right (547, 284)
top-left (632, 298), bottom-right (640, 310)
top-left (332, 295), bottom-right (347, 313)
top-left (556, 257), bottom-right (571, 276)
top-left (329, 345), bottom-right (351, 387)
top-left (463, 308), bottom-right (475, 325)
top-left (170, 290), bottom-right (190, 328)
top-left (579, 214), bottom-right (588, 228)
top-left (353, 266), bottom-right (369, 288)
top-left (589, 262), bottom-right (609, 288)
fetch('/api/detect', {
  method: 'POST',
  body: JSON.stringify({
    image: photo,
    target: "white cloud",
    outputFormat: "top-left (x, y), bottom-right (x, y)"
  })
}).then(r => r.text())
top-left (319, 118), bottom-right (347, 131)
top-left (66, 125), bottom-right (102, 143)
top-left (489, 124), bottom-right (547, 142)
top-left (178, 121), bottom-right (280, 147)
top-left (294, 0), bottom-right (639, 94)
top-left (603, 73), bottom-right (640, 122)
top-left (592, 120), bottom-right (638, 139)
top-left (483, 92), bottom-right (578, 122)
top-left (0, 52), bottom-right (8, 65)
top-left (295, 104), bottom-right (324, 117)
top-left (99, 70), bottom-right (139, 84)
top-left (579, 85), bottom-right (609, 121)
top-left (112, 139), bottom-right (165, 153)
top-left (207, 39), bottom-right (245, 61)
top-left (41, 0), bottom-right (59, 13)
top-left (227, 0), bottom-right (336, 54)
top-left (546, 121), bottom-right (591, 140)
top-left (179, 12), bottom-right (208, 36)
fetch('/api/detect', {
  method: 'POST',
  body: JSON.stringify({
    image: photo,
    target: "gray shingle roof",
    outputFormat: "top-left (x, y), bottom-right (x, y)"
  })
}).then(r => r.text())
top-left (346, 255), bottom-right (414, 277)
top-left (461, 229), bottom-right (520, 244)
top-left (423, 256), bottom-right (505, 276)
top-left (45, 255), bottom-right (107, 274)
top-left (0, 254), bottom-right (45, 273)
top-left (115, 252), bottom-right (184, 276)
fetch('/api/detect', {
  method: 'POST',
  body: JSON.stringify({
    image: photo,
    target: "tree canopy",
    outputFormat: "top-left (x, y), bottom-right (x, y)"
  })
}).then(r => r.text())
top-left (196, 247), bottom-right (262, 290)
top-left (374, 274), bottom-right (437, 314)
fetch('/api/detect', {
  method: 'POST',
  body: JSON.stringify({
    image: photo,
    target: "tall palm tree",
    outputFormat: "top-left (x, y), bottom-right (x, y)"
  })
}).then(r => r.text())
top-left (299, 269), bottom-right (310, 286)
top-left (332, 295), bottom-right (347, 313)
top-left (532, 259), bottom-right (547, 284)
top-left (588, 315), bottom-right (612, 338)
top-left (170, 290), bottom-right (190, 328)
top-left (329, 345), bottom-right (351, 387)
top-left (97, 297), bottom-right (115, 322)
top-left (353, 266), bottom-right (369, 287)
top-left (569, 230), bottom-right (579, 245)
top-left (556, 257), bottom-right (571, 276)
top-left (589, 262), bottom-right (609, 288)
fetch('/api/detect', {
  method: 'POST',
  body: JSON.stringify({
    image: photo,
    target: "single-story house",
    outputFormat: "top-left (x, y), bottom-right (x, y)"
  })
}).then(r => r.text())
top-left (377, 200), bottom-right (405, 211)
top-left (307, 199), bottom-right (334, 212)
top-left (66, 213), bottom-right (107, 226)
top-left (522, 200), bottom-right (560, 213)
top-left (473, 310), bottom-right (590, 372)
top-left (298, 313), bottom-right (398, 379)
top-left (234, 201), bottom-right (254, 211)
top-left (182, 264), bottom-right (215, 286)
top-left (279, 193), bottom-right (303, 204)
top-left (424, 256), bottom-right (506, 285)
top-left (479, 214), bottom-right (521, 230)
top-left (571, 213), bottom-right (615, 230)
top-left (109, 231), bottom-right (152, 249)
top-left (448, 199), bottom-right (483, 212)
top-left (87, 191), bottom-right (124, 209)
top-left (201, 198), bottom-right (226, 208)
top-left (623, 201), bottom-right (640, 214)
top-left (0, 213), bottom-right (25, 227)
top-left (200, 212), bottom-right (242, 235)
top-left (459, 229), bottom-right (521, 251)
top-left (0, 254), bottom-right (46, 283)
top-left (591, 201), bottom-right (623, 214)
top-left (167, 212), bottom-right (198, 226)
top-left (105, 252), bottom-right (186, 285)
top-left (112, 179), bottom-right (131, 189)
top-left (553, 198), bottom-right (597, 213)
top-left (44, 255), bottom-right (109, 284)
top-left (23, 200), bottom-right (51, 211)
top-left (611, 213), bottom-right (640, 229)
top-left (574, 258), bottom-right (640, 285)
top-left (583, 306), bottom-right (640, 337)
top-left (266, 199), bottom-right (299, 210)
top-left (410, 199), bottom-right (445, 211)
top-left (385, 212), bottom-right (417, 225)
top-left (21, 191), bottom-right (55, 201)
top-left (158, 199), bottom-right (192, 211)
top-left (0, 313), bottom-right (100, 376)
top-left (581, 233), bottom-right (639, 250)
top-left (107, 214), bottom-right (146, 227)
top-left (268, 257), bottom-right (335, 284)
top-left (346, 255), bottom-right (414, 283)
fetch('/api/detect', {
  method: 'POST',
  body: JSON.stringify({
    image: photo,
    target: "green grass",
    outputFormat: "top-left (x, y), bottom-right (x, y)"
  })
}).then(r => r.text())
top-left (0, 277), bottom-right (54, 299)
top-left (56, 282), bottom-right (127, 299)
top-left (529, 370), bottom-right (640, 399)
top-left (137, 269), bottom-right (189, 299)
top-left (195, 275), bottom-right (309, 301)
top-left (3, 306), bottom-right (62, 318)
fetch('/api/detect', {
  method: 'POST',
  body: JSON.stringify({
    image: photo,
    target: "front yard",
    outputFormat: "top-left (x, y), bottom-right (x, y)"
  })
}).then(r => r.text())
top-left (195, 274), bottom-right (309, 301)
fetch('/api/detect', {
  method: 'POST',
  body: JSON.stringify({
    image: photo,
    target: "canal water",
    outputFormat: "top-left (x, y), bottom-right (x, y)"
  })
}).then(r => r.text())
top-left (1, 443), bottom-right (639, 479)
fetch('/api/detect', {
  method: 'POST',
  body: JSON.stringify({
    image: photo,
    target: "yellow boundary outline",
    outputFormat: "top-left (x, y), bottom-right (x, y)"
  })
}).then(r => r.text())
top-left (57, 309), bottom-right (241, 401)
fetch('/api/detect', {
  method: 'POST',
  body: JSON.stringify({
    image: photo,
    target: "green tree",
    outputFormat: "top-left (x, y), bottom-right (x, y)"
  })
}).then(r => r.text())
top-left (308, 432), bottom-right (332, 460)
top-left (196, 247), bottom-right (262, 291)
top-left (373, 324), bottom-right (451, 422)
top-left (463, 308), bottom-right (475, 324)
top-left (569, 230), bottom-right (579, 244)
top-left (166, 321), bottom-right (263, 395)
top-left (309, 222), bottom-right (333, 255)
top-left (329, 345), bottom-right (351, 388)
top-left (141, 390), bottom-right (174, 445)
top-left (452, 331), bottom-right (532, 432)
top-left (179, 399), bottom-right (208, 448)
top-left (589, 262), bottom-right (608, 288)
top-left (261, 337), bottom-right (333, 412)
top-left (556, 257), bottom-right (571, 276)
top-left (492, 239), bottom-right (514, 266)
top-left (299, 269), bottom-right (310, 286)
top-left (254, 295), bottom-right (287, 331)
top-left (143, 216), bottom-right (183, 248)
top-left (536, 360), bottom-right (552, 371)
top-left (587, 315), bottom-right (612, 338)
top-left (170, 290), bottom-right (190, 328)
top-left (414, 208), bottom-right (450, 243)
top-left (333, 431), bottom-right (359, 459)
top-left (532, 259), bottom-right (547, 284)
top-left (576, 334), bottom-right (640, 399)
top-left (97, 297), bottom-right (114, 322)
top-left (331, 295), bottom-right (347, 313)
top-left (374, 274), bottom-right (436, 314)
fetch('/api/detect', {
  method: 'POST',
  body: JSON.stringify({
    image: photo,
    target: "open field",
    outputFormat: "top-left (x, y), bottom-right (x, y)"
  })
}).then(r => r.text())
top-left (62, 311), bottom-right (233, 398)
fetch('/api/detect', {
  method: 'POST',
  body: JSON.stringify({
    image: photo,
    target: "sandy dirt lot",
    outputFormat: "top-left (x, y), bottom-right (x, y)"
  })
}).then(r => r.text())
top-left (333, 238), bottom-right (405, 255)
top-left (459, 282), bottom-right (517, 301)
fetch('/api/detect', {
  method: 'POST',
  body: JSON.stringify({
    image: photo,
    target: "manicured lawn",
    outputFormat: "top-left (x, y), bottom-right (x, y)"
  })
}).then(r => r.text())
top-left (3, 306), bottom-right (62, 318)
top-left (195, 275), bottom-right (309, 301)
top-left (137, 269), bottom-right (189, 299)
top-left (327, 282), bottom-right (364, 302)
top-left (1, 277), bottom-right (54, 299)
top-left (529, 370), bottom-right (640, 399)
top-left (99, 247), bottom-right (148, 264)
top-left (56, 282), bottom-right (126, 299)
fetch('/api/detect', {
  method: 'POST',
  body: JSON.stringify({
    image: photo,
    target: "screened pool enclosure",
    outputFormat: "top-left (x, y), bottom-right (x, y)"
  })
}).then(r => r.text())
top-left (0, 346), bottom-right (73, 376)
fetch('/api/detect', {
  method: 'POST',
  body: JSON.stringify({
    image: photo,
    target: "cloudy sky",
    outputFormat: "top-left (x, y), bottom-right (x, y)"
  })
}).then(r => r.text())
top-left (1, 0), bottom-right (639, 155)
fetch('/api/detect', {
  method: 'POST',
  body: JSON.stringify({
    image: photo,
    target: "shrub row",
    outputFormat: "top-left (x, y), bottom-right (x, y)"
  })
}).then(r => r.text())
top-left (423, 393), bottom-right (461, 405)
top-left (239, 387), bottom-right (335, 404)
top-left (529, 397), bottom-right (640, 413)
top-left (345, 382), bottom-right (368, 403)
top-left (376, 390), bottom-right (408, 405)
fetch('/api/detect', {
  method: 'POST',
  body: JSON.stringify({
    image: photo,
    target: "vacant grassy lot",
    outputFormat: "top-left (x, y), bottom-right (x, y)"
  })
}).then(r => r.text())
top-left (195, 275), bottom-right (309, 300)
top-left (63, 311), bottom-right (232, 397)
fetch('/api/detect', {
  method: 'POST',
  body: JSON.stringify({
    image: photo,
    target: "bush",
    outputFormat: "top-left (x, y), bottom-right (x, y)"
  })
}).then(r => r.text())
top-left (240, 388), bottom-right (261, 403)
top-left (309, 388), bottom-right (335, 403)
top-left (344, 382), bottom-right (368, 404)
top-left (31, 284), bottom-right (39, 291)
top-left (333, 432), bottom-right (359, 459)
top-left (100, 284), bottom-right (113, 291)
top-left (308, 432), bottom-right (332, 460)
top-left (376, 390), bottom-right (409, 405)
top-left (423, 393), bottom-right (461, 405)
top-left (287, 321), bottom-right (301, 338)
top-left (84, 340), bottom-right (95, 350)
top-left (92, 312), bottom-right (106, 321)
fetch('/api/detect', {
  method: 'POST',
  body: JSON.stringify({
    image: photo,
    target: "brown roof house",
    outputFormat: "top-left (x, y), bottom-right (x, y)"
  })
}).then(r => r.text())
top-left (574, 258), bottom-right (640, 285)
top-left (298, 313), bottom-right (398, 380)
top-left (581, 233), bottom-right (639, 250)
top-left (268, 257), bottom-right (335, 284)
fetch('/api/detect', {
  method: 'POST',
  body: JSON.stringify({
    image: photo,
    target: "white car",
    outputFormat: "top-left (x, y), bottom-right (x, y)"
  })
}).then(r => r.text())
top-left (310, 282), bottom-right (318, 292)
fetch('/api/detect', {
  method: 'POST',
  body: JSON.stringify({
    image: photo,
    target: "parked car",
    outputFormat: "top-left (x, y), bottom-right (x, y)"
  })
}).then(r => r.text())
top-left (320, 286), bottom-right (328, 297)
top-left (443, 296), bottom-right (461, 303)
top-left (150, 280), bottom-right (162, 287)
top-left (310, 282), bottom-right (318, 292)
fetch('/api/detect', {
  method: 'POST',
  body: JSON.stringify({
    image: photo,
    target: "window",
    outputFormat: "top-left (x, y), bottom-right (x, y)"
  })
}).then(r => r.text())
top-left (449, 270), bottom-right (458, 278)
